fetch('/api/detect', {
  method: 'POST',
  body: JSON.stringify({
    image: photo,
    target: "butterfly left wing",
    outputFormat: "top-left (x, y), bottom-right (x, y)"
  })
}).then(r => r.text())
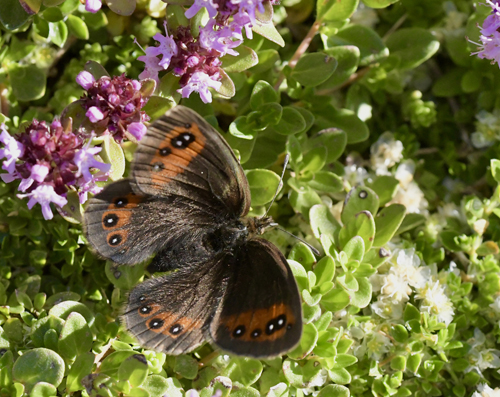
top-left (123, 252), bottom-right (227, 355)
top-left (210, 239), bottom-right (302, 358)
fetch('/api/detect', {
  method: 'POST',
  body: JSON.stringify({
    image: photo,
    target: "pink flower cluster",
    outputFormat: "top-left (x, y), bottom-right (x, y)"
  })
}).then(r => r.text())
top-left (138, 0), bottom-right (277, 103)
top-left (471, 0), bottom-right (500, 66)
top-left (77, 72), bottom-right (150, 142)
top-left (0, 121), bottom-right (110, 220)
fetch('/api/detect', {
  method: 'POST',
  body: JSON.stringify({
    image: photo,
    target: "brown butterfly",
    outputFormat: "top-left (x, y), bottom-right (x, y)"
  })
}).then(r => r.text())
top-left (83, 105), bottom-right (302, 357)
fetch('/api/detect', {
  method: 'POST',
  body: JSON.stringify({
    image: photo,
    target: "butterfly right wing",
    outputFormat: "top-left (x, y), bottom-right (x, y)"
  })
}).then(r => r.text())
top-left (123, 252), bottom-right (227, 355)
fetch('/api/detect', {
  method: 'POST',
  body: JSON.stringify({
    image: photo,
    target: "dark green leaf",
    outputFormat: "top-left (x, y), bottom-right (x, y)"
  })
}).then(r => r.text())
top-left (9, 64), bottom-right (46, 101)
top-left (290, 53), bottom-right (337, 87)
top-left (386, 28), bottom-right (440, 70)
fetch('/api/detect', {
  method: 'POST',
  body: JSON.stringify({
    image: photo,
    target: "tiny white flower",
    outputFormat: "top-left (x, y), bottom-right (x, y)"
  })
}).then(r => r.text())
top-left (415, 280), bottom-right (454, 325)
top-left (370, 132), bottom-right (404, 175)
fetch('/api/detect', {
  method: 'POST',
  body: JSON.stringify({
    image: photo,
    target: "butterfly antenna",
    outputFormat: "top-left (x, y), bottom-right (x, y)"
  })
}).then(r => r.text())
top-left (270, 223), bottom-right (321, 256)
top-left (263, 154), bottom-right (289, 218)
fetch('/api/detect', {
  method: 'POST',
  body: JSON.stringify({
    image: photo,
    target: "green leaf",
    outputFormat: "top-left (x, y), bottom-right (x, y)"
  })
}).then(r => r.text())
top-left (216, 69), bottom-right (236, 98)
top-left (317, 0), bottom-right (359, 21)
top-left (366, 176), bottom-right (399, 207)
top-left (222, 46), bottom-right (259, 73)
top-left (342, 236), bottom-right (365, 261)
top-left (223, 358), bottom-right (263, 387)
top-left (328, 368), bottom-right (351, 384)
top-left (246, 169), bottom-right (280, 206)
top-left (252, 20), bottom-right (285, 47)
top-left (386, 28), bottom-right (440, 70)
top-left (288, 243), bottom-right (316, 270)
top-left (395, 213), bottom-right (426, 235)
top-left (41, 7), bottom-right (63, 21)
top-left (143, 96), bottom-right (175, 120)
top-left (341, 187), bottom-right (379, 225)
top-left (118, 354), bottom-right (148, 387)
top-left (299, 147), bottom-right (327, 174)
top-left (100, 351), bottom-right (138, 377)
top-left (289, 184), bottom-right (323, 217)
top-left (283, 358), bottom-right (323, 388)
top-left (142, 375), bottom-right (170, 396)
top-left (328, 25), bottom-right (388, 65)
top-left (339, 211), bottom-right (375, 253)
top-left (491, 159), bottom-right (500, 183)
top-left (101, 135), bottom-right (125, 181)
top-left (317, 384), bottom-right (350, 397)
top-left (12, 348), bottom-right (65, 390)
top-left (66, 15), bottom-right (89, 40)
top-left (373, 204), bottom-right (406, 247)
top-left (19, 0), bottom-right (42, 14)
top-left (320, 46), bottom-right (360, 88)
top-left (274, 107), bottom-right (307, 135)
top-left (321, 287), bottom-right (350, 311)
top-left (30, 382), bottom-right (57, 397)
top-left (290, 53), bottom-right (337, 87)
top-left (313, 256), bottom-right (335, 285)
top-left (307, 171), bottom-right (343, 193)
top-left (318, 107), bottom-right (369, 144)
top-left (105, 262), bottom-right (144, 290)
top-left (307, 128), bottom-right (347, 163)
top-left (288, 260), bottom-right (308, 292)
top-left (174, 355), bottom-right (198, 380)
top-left (0, 0), bottom-right (31, 30)
top-left (310, 204), bottom-right (341, 239)
top-left (58, 312), bottom-right (93, 361)
top-left (249, 49), bottom-right (280, 73)
top-left (9, 64), bottom-right (47, 101)
top-left (350, 276), bottom-right (372, 308)
top-left (106, 0), bottom-right (136, 16)
top-left (287, 323), bottom-right (318, 359)
top-left (66, 353), bottom-right (94, 392)
top-left (48, 301), bottom-right (94, 326)
top-left (250, 80), bottom-right (279, 110)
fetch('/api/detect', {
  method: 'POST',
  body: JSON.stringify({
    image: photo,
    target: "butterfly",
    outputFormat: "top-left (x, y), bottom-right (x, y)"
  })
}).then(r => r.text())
top-left (83, 105), bottom-right (302, 357)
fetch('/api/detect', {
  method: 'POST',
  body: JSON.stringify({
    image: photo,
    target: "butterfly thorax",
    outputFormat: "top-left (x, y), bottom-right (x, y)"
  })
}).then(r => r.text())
top-left (245, 216), bottom-right (274, 237)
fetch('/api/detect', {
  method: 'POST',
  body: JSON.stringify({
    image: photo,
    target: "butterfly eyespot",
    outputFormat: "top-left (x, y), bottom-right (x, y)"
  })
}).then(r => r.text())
top-left (251, 329), bottom-right (261, 338)
top-left (265, 320), bottom-right (276, 335)
top-left (114, 198), bottom-right (128, 208)
top-left (103, 213), bottom-right (119, 228)
top-left (172, 132), bottom-right (195, 149)
top-left (139, 305), bottom-right (152, 314)
top-left (108, 234), bottom-right (123, 246)
top-left (152, 162), bottom-right (164, 172)
top-left (139, 295), bottom-right (146, 301)
top-left (359, 190), bottom-right (368, 199)
top-left (232, 325), bottom-right (246, 338)
top-left (149, 318), bottom-right (164, 329)
top-left (159, 147), bottom-right (171, 156)
top-left (169, 324), bottom-right (183, 335)
top-left (275, 314), bottom-right (287, 330)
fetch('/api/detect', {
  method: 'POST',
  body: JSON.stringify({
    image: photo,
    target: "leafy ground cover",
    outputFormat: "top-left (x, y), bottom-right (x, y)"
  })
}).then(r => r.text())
top-left (1, 0), bottom-right (500, 396)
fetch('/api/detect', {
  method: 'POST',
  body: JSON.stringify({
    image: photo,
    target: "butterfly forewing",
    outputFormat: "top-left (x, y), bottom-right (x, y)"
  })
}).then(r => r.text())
top-left (132, 106), bottom-right (251, 217)
top-left (210, 238), bottom-right (302, 358)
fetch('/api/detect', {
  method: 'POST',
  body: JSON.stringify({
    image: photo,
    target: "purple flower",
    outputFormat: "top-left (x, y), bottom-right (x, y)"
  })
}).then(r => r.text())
top-left (178, 71), bottom-right (222, 103)
top-left (18, 163), bottom-right (50, 192)
top-left (471, 0), bottom-right (500, 67)
top-left (79, 73), bottom-right (150, 142)
top-left (74, 142), bottom-right (111, 184)
top-left (185, 0), bottom-right (219, 18)
top-left (17, 184), bottom-right (68, 220)
top-left (128, 122), bottom-right (147, 141)
top-left (76, 71), bottom-right (96, 90)
top-left (0, 126), bottom-right (25, 174)
top-left (199, 20), bottom-right (241, 56)
top-left (85, 0), bottom-right (102, 13)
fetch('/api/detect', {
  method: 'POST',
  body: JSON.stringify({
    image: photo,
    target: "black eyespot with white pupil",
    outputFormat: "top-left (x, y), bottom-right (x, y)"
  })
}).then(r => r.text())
top-left (251, 329), bottom-right (261, 338)
top-left (159, 147), bottom-right (171, 156)
top-left (276, 314), bottom-right (287, 330)
top-left (169, 324), bottom-right (183, 335)
top-left (114, 198), bottom-right (128, 208)
top-left (172, 132), bottom-right (195, 149)
top-left (359, 190), bottom-right (368, 199)
top-left (139, 306), bottom-right (152, 314)
top-left (233, 325), bottom-right (246, 337)
top-left (109, 234), bottom-right (122, 246)
top-left (149, 319), bottom-right (164, 329)
top-left (266, 314), bottom-right (288, 335)
top-left (103, 213), bottom-right (119, 228)
top-left (152, 162), bottom-right (164, 172)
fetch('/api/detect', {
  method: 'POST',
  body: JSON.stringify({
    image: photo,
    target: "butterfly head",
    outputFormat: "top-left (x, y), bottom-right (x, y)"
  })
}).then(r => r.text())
top-left (246, 216), bottom-right (274, 236)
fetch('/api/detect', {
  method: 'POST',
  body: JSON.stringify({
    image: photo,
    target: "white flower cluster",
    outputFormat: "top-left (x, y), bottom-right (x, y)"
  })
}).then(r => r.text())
top-left (467, 329), bottom-right (500, 374)
top-left (473, 383), bottom-right (500, 397)
top-left (471, 110), bottom-right (500, 149)
top-left (370, 248), bottom-right (454, 325)
top-left (370, 132), bottom-right (404, 176)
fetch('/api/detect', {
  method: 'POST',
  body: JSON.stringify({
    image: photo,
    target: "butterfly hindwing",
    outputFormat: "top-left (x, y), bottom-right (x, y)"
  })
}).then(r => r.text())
top-left (132, 106), bottom-right (251, 217)
top-left (123, 252), bottom-right (227, 355)
top-left (210, 238), bottom-right (302, 358)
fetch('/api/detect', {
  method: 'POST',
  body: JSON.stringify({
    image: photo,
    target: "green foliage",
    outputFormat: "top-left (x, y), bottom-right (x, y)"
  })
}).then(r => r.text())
top-left (1, 0), bottom-right (500, 396)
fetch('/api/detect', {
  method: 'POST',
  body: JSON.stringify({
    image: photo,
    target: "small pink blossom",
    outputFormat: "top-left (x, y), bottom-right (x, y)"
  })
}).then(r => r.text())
top-left (74, 142), bottom-right (111, 183)
top-left (85, 0), bottom-right (102, 13)
top-left (76, 71), bottom-right (96, 90)
top-left (18, 184), bottom-right (68, 220)
top-left (185, 0), bottom-right (218, 18)
top-left (18, 163), bottom-right (50, 192)
top-left (86, 106), bottom-right (105, 123)
top-left (128, 122), bottom-right (147, 141)
top-left (0, 126), bottom-right (25, 174)
top-left (178, 71), bottom-right (222, 103)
